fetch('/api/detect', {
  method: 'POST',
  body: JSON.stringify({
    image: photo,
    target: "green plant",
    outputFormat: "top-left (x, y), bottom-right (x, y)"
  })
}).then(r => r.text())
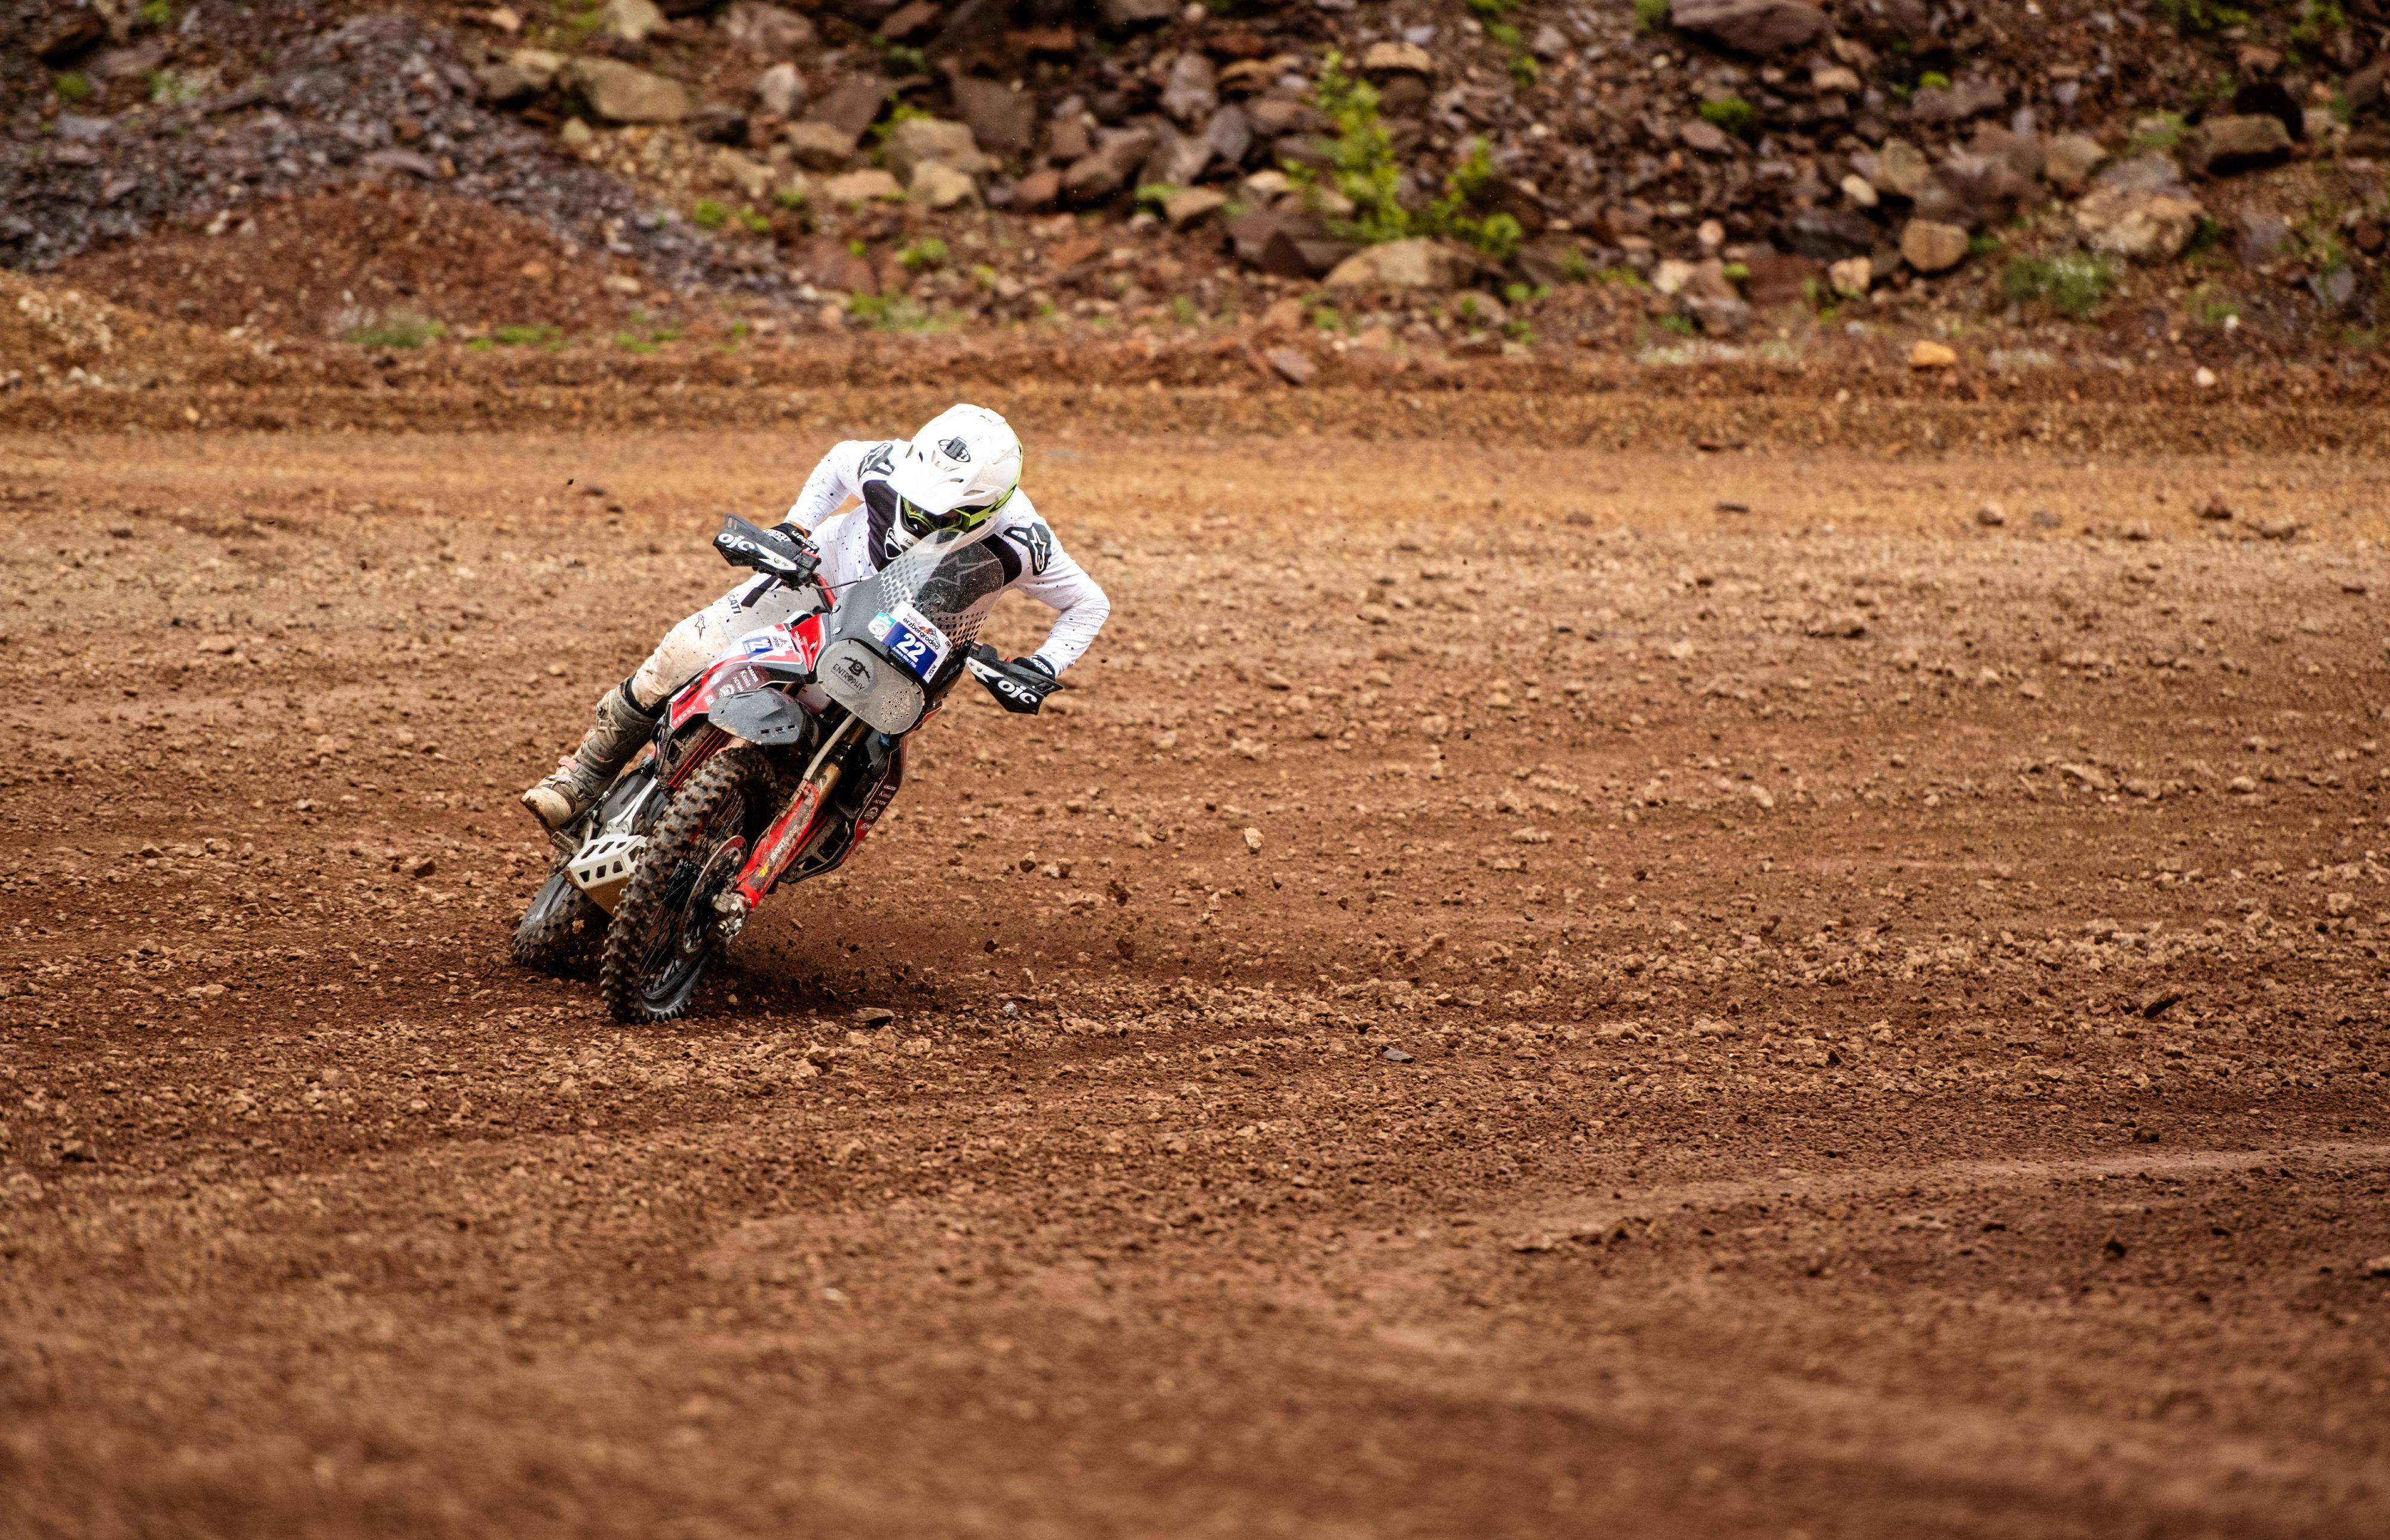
top-left (1917, 70), bottom-right (1952, 91)
top-left (692, 198), bottom-right (730, 231)
top-left (1467, 0), bottom-right (1519, 16)
top-left (1507, 51), bottom-right (1540, 90)
top-left (466, 337), bottom-right (496, 352)
top-left (1485, 21), bottom-right (1522, 47)
top-left (1286, 50), bottom-right (1411, 243)
top-left (350, 312), bottom-right (446, 348)
top-left (846, 293), bottom-right (948, 332)
top-left (1595, 264), bottom-right (1650, 290)
top-left (1634, 0), bottom-right (1668, 32)
top-left (1998, 253), bottom-right (2117, 320)
top-left (1558, 249), bottom-right (1592, 284)
top-left (614, 332), bottom-right (658, 354)
top-left (2187, 285), bottom-right (2241, 326)
top-left (1656, 312), bottom-right (1697, 336)
top-left (898, 237), bottom-right (950, 271)
top-left (1720, 262), bottom-right (1749, 284)
top-left (147, 70), bottom-right (202, 105)
top-left (1967, 231), bottom-right (2004, 257)
top-left (737, 205), bottom-right (771, 234)
top-left (137, 0), bottom-right (174, 27)
top-left (2184, 214), bottom-right (2223, 260)
top-left (54, 71), bottom-right (93, 103)
top-left (1698, 97), bottom-right (1757, 139)
top-left (1171, 294), bottom-right (1200, 325)
top-left (774, 186), bottom-right (808, 210)
top-left (1133, 182), bottom-right (1180, 211)
top-left (869, 100), bottom-right (933, 144)
top-left (2152, 0), bottom-right (2249, 33)
top-left (2125, 112), bottom-right (2189, 157)
top-left (878, 41), bottom-right (929, 75)
top-left (1307, 300), bottom-right (1344, 331)
top-left (1502, 318), bottom-right (1536, 344)
top-left (492, 323), bottom-right (563, 346)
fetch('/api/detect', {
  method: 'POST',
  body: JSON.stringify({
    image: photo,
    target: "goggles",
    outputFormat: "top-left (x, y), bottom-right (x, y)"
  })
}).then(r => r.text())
top-left (898, 483), bottom-right (1015, 536)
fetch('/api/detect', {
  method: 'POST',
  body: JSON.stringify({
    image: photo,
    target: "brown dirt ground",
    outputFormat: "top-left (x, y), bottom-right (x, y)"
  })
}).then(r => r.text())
top-left (2, 421), bottom-right (2388, 1538)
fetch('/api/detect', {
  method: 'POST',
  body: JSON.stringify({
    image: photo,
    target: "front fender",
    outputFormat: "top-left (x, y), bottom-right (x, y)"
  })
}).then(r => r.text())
top-left (708, 687), bottom-right (812, 746)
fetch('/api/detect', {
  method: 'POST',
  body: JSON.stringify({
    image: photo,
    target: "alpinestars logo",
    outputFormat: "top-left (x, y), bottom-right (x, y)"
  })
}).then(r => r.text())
top-left (1007, 519), bottom-right (1053, 575)
top-left (859, 443), bottom-right (897, 478)
top-left (940, 437), bottom-right (972, 462)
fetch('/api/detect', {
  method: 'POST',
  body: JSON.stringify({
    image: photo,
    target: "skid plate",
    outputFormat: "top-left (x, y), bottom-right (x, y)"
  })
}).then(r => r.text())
top-left (567, 830), bottom-right (647, 913)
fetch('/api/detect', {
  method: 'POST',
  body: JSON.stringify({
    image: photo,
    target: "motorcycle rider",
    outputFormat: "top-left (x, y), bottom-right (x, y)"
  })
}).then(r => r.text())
top-left (521, 403), bottom-right (1110, 830)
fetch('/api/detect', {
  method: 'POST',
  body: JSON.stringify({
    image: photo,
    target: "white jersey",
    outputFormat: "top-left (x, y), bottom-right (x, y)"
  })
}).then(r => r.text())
top-left (779, 439), bottom-right (1110, 674)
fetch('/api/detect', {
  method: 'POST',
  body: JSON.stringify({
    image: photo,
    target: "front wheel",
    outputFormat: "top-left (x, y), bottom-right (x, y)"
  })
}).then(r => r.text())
top-left (510, 863), bottom-right (603, 974)
top-left (596, 747), bottom-right (771, 1023)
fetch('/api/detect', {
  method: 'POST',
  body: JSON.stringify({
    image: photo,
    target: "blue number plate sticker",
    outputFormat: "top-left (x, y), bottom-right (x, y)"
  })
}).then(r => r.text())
top-left (868, 602), bottom-right (952, 683)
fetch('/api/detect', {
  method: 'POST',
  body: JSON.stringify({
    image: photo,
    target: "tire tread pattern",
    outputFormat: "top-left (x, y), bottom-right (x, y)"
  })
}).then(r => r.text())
top-left (596, 748), bottom-right (765, 1024)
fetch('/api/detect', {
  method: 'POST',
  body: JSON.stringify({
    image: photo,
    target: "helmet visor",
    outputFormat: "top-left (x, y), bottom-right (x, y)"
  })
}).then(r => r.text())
top-left (898, 483), bottom-right (1014, 538)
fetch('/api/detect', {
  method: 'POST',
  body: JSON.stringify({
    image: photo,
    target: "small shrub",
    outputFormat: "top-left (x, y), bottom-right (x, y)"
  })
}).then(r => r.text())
top-left (2126, 112), bottom-right (2189, 157)
top-left (1968, 231), bottom-right (2004, 257)
top-left (774, 186), bottom-right (807, 210)
top-left (1485, 21), bottom-right (1522, 48)
top-left (2152, 0), bottom-right (2250, 33)
top-left (148, 70), bottom-right (203, 106)
top-left (137, 0), bottom-right (174, 28)
top-left (54, 72), bottom-right (93, 103)
top-left (1656, 312), bottom-right (1697, 336)
top-left (1698, 97), bottom-right (1757, 139)
top-left (1634, 0), bottom-right (1669, 32)
top-left (492, 323), bottom-right (563, 347)
top-left (1507, 52), bottom-right (1540, 90)
top-left (1466, 0), bottom-right (1519, 16)
top-left (878, 42), bottom-right (929, 76)
top-left (736, 206), bottom-right (771, 234)
top-left (1917, 70), bottom-right (1952, 91)
top-left (1998, 253), bottom-right (2117, 320)
top-left (868, 100), bottom-right (932, 145)
top-left (847, 293), bottom-right (946, 332)
top-left (614, 332), bottom-right (658, 355)
top-left (1558, 249), bottom-right (1592, 284)
top-left (897, 237), bottom-right (950, 271)
top-left (692, 198), bottom-right (730, 230)
top-left (1596, 265), bottom-right (1650, 290)
top-left (350, 312), bottom-right (446, 348)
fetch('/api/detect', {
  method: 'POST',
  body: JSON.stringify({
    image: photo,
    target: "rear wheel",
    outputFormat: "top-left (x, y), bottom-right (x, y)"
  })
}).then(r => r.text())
top-left (510, 863), bottom-right (602, 973)
top-left (597, 748), bottom-right (771, 1023)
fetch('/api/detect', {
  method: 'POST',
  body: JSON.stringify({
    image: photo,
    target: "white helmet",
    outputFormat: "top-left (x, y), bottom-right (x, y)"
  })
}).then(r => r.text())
top-left (887, 403), bottom-right (1022, 542)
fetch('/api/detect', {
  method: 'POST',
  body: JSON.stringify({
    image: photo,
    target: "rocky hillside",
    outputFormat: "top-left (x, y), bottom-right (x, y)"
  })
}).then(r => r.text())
top-left (7, 0), bottom-right (2390, 367)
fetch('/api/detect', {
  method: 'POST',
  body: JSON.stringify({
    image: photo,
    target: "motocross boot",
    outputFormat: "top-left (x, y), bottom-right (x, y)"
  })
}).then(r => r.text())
top-left (520, 682), bottom-right (657, 831)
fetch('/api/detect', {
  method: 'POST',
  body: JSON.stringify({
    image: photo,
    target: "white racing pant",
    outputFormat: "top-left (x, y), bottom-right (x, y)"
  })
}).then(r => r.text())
top-left (628, 577), bottom-right (821, 710)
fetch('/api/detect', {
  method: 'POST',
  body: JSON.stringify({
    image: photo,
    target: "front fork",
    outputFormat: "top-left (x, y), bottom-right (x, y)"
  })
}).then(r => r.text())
top-left (713, 714), bottom-right (865, 940)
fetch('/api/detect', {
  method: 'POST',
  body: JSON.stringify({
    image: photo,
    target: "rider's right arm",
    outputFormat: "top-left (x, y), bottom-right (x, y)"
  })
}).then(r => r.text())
top-left (779, 440), bottom-right (883, 535)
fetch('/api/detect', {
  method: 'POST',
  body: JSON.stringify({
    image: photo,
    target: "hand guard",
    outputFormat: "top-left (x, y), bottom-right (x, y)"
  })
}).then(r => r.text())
top-left (967, 643), bottom-right (1064, 714)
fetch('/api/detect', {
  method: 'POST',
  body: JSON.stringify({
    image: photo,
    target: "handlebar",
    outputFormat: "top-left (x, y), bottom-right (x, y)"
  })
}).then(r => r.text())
top-left (713, 514), bottom-right (820, 586)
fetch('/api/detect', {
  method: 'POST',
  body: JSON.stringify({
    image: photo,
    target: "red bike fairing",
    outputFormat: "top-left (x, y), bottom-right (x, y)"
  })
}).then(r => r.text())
top-left (663, 615), bottom-right (827, 735)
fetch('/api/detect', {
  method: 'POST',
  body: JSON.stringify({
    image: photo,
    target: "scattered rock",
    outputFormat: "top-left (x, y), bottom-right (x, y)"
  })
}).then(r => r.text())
top-left (909, 160), bottom-right (979, 210)
top-left (1162, 186), bottom-right (1228, 229)
top-left (479, 48), bottom-right (564, 103)
top-left (803, 75), bottom-right (894, 142)
top-left (854, 1006), bottom-right (895, 1029)
top-left (1909, 339), bottom-right (1958, 370)
top-left (720, 1), bottom-right (817, 56)
top-left (1323, 237), bottom-right (1466, 290)
top-left (1262, 346), bottom-right (1315, 386)
top-left (2198, 493), bottom-right (2234, 521)
top-left (1062, 128), bottom-right (1157, 203)
top-left (410, 855), bottom-right (437, 878)
top-left (1899, 218), bottom-right (1969, 274)
top-left (783, 120), bottom-right (858, 170)
top-left (2076, 186), bottom-right (2204, 262)
top-left (1827, 255), bottom-right (1874, 296)
top-left (2184, 113), bottom-right (2293, 176)
top-left (822, 168), bottom-right (903, 203)
top-left (563, 57), bottom-right (691, 124)
top-left (2043, 133), bottom-right (2109, 192)
top-left (1095, 0), bottom-right (1175, 33)
top-left (1380, 1046), bottom-right (1414, 1063)
top-left (753, 62), bottom-right (804, 119)
top-left (1863, 138), bottom-right (1934, 200)
top-left (598, 0), bottom-right (665, 42)
top-left (1160, 53), bottom-right (1219, 127)
top-left (883, 119), bottom-right (991, 185)
top-left (1669, 0), bottom-right (1830, 56)
top-left (1975, 502), bottom-right (2006, 527)
top-left (1360, 41), bottom-right (1436, 78)
top-left (951, 77), bottom-right (1035, 157)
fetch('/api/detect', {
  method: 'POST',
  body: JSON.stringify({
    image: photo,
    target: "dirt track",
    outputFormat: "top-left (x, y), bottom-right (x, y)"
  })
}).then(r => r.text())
top-left (3, 424), bottom-right (2388, 1538)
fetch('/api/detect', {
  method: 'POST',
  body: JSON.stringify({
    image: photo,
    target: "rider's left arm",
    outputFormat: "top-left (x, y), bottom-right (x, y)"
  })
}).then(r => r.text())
top-left (1012, 528), bottom-right (1111, 676)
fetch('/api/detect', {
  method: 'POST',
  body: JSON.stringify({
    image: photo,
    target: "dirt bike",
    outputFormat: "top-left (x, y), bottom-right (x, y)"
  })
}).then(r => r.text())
top-left (509, 515), bottom-right (1061, 1023)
